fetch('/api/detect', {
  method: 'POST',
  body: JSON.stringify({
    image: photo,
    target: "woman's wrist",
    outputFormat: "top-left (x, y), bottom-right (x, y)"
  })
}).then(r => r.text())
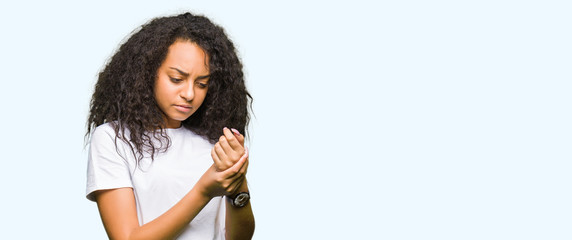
top-left (226, 178), bottom-right (249, 204)
top-left (234, 178), bottom-right (249, 194)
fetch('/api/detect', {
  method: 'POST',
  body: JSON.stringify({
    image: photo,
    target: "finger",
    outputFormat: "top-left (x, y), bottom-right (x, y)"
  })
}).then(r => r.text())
top-left (243, 156), bottom-right (249, 175)
top-left (218, 132), bottom-right (238, 159)
top-left (234, 147), bottom-right (250, 177)
top-left (214, 141), bottom-right (230, 167)
top-left (219, 133), bottom-right (243, 161)
top-left (223, 127), bottom-right (244, 152)
top-left (238, 146), bottom-right (249, 175)
top-left (211, 148), bottom-right (223, 171)
top-left (230, 128), bottom-right (245, 146)
top-left (222, 148), bottom-right (248, 178)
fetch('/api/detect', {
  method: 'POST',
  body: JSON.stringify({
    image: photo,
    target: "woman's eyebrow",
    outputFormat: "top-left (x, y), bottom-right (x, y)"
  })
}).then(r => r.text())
top-left (196, 75), bottom-right (210, 80)
top-left (170, 67), bottom-right (209, 80)
top-left (170, 67), bottom-right (189, 77)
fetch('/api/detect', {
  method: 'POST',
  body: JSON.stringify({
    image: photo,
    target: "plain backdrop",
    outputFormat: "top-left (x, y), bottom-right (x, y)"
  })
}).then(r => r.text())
top-left (0, 0), bottom-right (570, 239)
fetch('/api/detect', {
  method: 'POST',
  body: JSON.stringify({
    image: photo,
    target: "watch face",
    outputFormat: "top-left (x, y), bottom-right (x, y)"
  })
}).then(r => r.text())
top-left (233, 192), bottom-right (250, 207)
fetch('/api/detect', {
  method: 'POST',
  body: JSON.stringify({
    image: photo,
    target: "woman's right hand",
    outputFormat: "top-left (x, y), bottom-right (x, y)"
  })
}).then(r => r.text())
top-left (198, 149), bottom-right (249, 199)
top-left (94, 149), bottom-right (249, 240)
top-left (212, 127), bottom-right (246, 172)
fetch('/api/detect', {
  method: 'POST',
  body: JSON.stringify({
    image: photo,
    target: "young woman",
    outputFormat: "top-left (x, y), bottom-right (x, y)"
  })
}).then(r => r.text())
top-left (86, 12), bottom-right (254, 239)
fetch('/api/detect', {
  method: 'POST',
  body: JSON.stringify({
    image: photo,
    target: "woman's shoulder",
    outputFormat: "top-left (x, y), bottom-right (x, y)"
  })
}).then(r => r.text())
top-left (90, 121), bottom-right (129, 144)
top-left (89, 122), bottom-right (133, 159)
top-left (92, 122), bottom-right (117, 137)
top-left (93, 122), bottom-right (115, 132)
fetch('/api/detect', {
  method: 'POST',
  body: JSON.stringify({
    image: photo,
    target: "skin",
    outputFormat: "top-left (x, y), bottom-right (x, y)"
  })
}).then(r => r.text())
top-left (93, 40), bottom-right (255, 240)
top-left (154, 40), bottom-right (210, 129)
top-left (216, 128), bottom-right (255, 239)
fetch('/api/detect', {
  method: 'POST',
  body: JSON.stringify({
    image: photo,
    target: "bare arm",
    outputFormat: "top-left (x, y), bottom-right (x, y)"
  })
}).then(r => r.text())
top-left (94, 155), bottom-right (248, 240)
top-left (212, 128), bottom-right (255, 239)
top-left (95, 186), bottom-right (210, 240)
top-left (225, 179), bottom-right (255, 240)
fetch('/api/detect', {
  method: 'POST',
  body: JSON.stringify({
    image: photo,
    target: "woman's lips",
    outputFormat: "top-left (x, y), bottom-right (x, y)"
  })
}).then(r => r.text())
top-left (174, 105), bottom-right (192, 113)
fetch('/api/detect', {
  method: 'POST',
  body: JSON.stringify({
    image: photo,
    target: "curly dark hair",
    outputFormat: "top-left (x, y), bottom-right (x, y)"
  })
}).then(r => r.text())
top-left (87, 12), bottom-right (252, 159)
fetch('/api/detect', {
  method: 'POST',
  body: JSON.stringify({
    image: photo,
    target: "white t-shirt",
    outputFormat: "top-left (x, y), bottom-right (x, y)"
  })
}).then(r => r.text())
top-left (86, 123), bottom-right (225, 239)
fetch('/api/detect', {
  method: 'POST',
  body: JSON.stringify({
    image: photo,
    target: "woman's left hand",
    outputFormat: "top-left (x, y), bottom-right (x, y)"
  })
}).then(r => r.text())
top-left (211, 127), bottom-right (246, 172)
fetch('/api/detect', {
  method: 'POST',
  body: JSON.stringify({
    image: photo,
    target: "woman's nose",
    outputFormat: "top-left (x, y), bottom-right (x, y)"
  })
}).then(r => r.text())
top-left (181, 83), bottom-right (195, 101)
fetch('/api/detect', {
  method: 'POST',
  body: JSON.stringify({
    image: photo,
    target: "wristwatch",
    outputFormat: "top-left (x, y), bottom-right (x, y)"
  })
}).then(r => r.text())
top-left (229, 192), bottom-right (250, 208)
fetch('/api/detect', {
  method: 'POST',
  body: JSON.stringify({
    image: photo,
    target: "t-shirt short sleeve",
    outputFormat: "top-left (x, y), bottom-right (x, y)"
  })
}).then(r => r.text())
top-left (86, 124), bottom-right (134, 201)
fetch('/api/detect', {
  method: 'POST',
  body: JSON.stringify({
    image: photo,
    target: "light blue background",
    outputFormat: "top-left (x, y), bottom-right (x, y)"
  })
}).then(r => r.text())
top-left (0, 0), bottom-right (570, 239)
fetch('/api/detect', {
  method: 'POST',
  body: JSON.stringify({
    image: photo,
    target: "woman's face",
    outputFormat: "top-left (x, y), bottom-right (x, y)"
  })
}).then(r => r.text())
top-left (154, 40), bottom-right (210, 128)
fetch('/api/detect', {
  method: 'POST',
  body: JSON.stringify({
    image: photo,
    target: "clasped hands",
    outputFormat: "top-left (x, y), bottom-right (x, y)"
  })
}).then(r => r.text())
top-left (199, 127), bottom-right (249, 198)
top-left (212, 127), bottom-right (248, 172)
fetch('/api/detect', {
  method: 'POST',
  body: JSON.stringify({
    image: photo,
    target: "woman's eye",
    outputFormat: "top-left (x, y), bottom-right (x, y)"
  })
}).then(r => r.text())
top-left (198, 82), bottom-right (208, 89)
top-left (170, 77), bottom-right (183, 83)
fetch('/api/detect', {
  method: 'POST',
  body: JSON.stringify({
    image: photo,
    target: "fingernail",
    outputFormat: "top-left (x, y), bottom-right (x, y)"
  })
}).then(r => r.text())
top-left (231, 128), bottom-right (240, 135)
